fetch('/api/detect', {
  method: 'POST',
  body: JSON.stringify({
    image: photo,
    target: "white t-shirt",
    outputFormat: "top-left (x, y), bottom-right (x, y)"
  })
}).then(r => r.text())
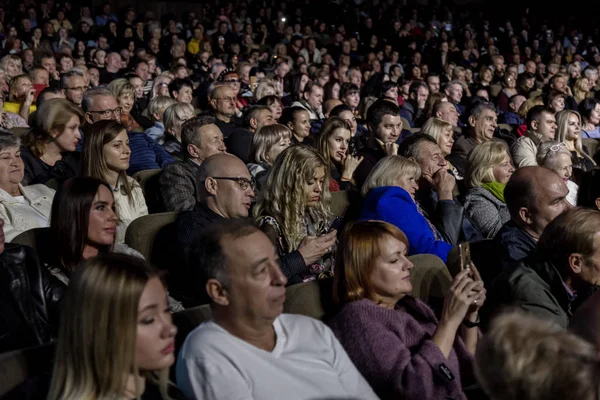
top-left (176, 314), bottom-right (379, 400)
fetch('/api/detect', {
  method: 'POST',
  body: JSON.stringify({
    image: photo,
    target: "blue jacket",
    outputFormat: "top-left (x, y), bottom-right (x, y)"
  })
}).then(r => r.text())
top-left (360, 186), bottom-right (452, 261)
top-left (127, 132), bottom-right (174, 175)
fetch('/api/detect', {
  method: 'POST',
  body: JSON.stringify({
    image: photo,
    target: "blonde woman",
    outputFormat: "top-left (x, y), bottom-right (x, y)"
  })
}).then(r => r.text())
top-left (82, 120), bottom-right (148, 243)
top-left (145, 96), bottom-right (177, 143)
top-left (463, 141), bottom-right (514, 238)
top-left (162, 102), bottom-right (195, 159)
top-left (247, 124), bottom-right (291, 191)
top-left (21, 98), bottom-right (83, 186)
top-left (317, 117), bottom-right (363, 192)
top-left (555, 109), bottom-right (596, 177)
top-left (253, 145), bottom-right (337, 285)
top-left (421, 117), bottom-right (462, 179)
top-left (48, 254), bottom-right (179, 400)
top-left (537, 141), bottom-right (578, 206)
top-left (108, 78), bottom-right (140, 131)
top-left (150, 74), bottom-right (172, 101)
top-left (573, 77), bottom-right (591, 105)
top-left (476, 312), bottom-right (600, 400)
top-left (255, 78), bottom-right (280, 101)
top-left (360, 155), bottom-right (452, 261)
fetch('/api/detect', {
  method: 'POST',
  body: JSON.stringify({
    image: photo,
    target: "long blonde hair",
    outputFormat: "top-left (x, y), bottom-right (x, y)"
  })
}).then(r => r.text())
top-left (556, 110), bottom-right (596, 166)
top-left (253, 145), bottom-right (332, 251)
top-left (48, 254), bottom-right (171, 400)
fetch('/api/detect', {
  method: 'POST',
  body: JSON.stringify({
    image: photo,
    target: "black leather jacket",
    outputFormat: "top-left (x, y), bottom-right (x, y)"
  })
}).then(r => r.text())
top-left (0, 244), bottom-right (65, 353)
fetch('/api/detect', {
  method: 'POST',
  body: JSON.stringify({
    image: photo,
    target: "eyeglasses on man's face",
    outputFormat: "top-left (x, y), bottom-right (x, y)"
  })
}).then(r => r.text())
top-left (207, 176), bottom-right (255, 191)
top-left (88, 107), bottom-right (122, 118)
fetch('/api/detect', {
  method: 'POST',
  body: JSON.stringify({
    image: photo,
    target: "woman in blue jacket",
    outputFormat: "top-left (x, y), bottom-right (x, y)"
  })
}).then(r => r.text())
top-left (360, 155), bottom-right (452, 261)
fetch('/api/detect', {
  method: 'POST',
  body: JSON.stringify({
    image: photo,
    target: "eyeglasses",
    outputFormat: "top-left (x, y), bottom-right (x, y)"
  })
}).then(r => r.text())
top-left (207, 176), bottom-right (255, 190)
top-left (66, 86), bottom-right (86, 92)
top-left (549, 142), bottom-right (567, 153)
top-left (88, 107), bottom-right (122, 118)
top-left (213, 96), bottom-right (236, 103)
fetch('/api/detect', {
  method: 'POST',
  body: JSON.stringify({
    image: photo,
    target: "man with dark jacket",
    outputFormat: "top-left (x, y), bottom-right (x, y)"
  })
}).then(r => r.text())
top-left (166, 154), bottom-right (255, 307)
top-left (494, 166), bottom-right (571, 273)
top-left (486, 208), bottom-right (600, 329)
top-left (0, 220), bottom-right (64, 353)
top-left (159, 114), bottom-right (226, 212)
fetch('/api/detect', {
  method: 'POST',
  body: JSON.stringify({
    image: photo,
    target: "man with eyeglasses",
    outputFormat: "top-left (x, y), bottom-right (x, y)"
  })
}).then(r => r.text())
top-left (208, 84), bottom-right (239, 138)
top-left (165, 153), bottom-right (255, 306)
top-left (60, 70), bottom-right (86, 107)
top-left (82, 87), bottom-right (122, 125)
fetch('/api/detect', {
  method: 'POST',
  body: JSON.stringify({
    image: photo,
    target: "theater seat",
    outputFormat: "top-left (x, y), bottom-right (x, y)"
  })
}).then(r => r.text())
top-left (330, 190), bottom-right (351, 217)
top-left (0, 343), bottom-right (55, 398)
top-left (583, 138), bottom-right (600, 159)
top-left (12, 228), bottom-right (52, 261)
top-left (124, 212), bottom-right (178, 262)
top-left (132, 169), bottom-right (164, 213)
top-left (172, 305), bottom-right (212, 354)
top-left (283, 254), bottom-right (451, 320)
top-left (9, 127), bottom-right (30, 137)
top-left (497, 123), bottom-right (514, 133)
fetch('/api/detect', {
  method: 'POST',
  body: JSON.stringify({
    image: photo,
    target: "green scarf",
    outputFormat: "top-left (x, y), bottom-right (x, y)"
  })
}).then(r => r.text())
top-left (481, 181), bottom-right (506, 203)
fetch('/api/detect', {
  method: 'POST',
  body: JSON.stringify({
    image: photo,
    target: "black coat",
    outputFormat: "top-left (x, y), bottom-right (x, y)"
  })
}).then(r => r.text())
top-left (0, 244), bottom-right (65, 353)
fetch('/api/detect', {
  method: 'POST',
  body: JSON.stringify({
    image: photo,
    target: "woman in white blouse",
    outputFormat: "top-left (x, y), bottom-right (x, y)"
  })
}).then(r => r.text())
top-left (82, 120), bottom-right (148, 243)
top-left (0, 131), bottom-right (54, 241)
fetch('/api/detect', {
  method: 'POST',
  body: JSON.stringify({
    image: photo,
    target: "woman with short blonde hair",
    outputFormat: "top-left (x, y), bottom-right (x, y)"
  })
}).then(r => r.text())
top-left (108, 78), bottom-right (140, 131)
top-left (573, 77), bottom-right (591, 105)
top-left (22, 98), bottom-right (83, 186)
top-left (421, 117), bottom-right (454, 156)
top-left (48, 253), bottom-right (177, 400)
top-left (255, 78), bottom-right (279, 100)
top-left (162, 102), bottom-right (195, 159)
top-left (464, 141), bottom-right (514, 238)
top-left (145, 96), bottom-right (177, 143)
top-left (360, 155), bottom-right (452, 261)
top-left (254, 145), bottom-right (337, 284)
top-left (247, 124), bottom-right (292, 190)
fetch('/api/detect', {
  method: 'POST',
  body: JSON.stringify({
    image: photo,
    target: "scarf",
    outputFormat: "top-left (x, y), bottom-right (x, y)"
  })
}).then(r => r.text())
top-left (482, 181), bottom-right (506, 203)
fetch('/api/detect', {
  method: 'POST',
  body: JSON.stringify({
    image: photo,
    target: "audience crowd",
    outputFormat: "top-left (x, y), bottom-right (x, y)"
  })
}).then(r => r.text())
top-left (3, 0), bottom-right (600, 399)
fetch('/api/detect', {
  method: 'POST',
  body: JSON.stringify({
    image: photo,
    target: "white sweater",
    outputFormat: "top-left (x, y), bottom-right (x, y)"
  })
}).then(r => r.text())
top-left (176, 314), bottom-right (379, 400)
top-left (0, 184), bottom-right (54, 242)
top-left (113, 176), bottom-right (148, 243)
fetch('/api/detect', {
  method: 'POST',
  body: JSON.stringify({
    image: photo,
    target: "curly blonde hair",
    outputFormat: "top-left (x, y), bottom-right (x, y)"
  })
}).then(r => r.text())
top-left (253, 145), bottom-right (332, 251)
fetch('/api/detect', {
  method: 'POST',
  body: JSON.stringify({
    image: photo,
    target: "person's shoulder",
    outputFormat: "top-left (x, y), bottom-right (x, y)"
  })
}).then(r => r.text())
top-left (180, 321), bottom-right (231, 359)
top-left (22, 183), bottom-right (55, 197)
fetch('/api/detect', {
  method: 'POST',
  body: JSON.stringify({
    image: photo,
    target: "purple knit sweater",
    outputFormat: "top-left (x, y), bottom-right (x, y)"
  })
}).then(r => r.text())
top-left (327, 297), bottom-right (474, 400)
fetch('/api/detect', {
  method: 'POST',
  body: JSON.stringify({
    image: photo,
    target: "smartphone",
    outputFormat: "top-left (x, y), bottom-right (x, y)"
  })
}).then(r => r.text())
top-left (328, 217), bottom-right (343, 233)
top-left (458, 242), bottom-right (471, 272)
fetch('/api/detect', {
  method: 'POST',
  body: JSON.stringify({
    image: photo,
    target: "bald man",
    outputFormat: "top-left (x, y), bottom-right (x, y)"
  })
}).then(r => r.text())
top-left (494, 166), bottom-right (571, 269)
top-left (99, 52), bottom-right (123, 84)
top-left (168, 153), bottom-right (255, 306)
top-left (208, 84), bottom-right (239, 138)
top-left (433, 101), bottom-right (459, 127)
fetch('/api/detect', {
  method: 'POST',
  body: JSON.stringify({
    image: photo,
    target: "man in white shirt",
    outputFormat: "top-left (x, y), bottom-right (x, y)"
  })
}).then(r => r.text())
top-left (176, 219), bottom-right (378, 400)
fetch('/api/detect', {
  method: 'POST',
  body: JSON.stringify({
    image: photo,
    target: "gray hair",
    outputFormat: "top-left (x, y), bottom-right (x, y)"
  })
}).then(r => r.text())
top-left (362, 155), bottom-right (421, 197)
top-left (60, 69), bottom-right (85, 90)
top-left (148, 96), bottom-right (177, 121)
top-left (0, 131), bottom-right (21, 152)
top-left (536, 141), bottom-right (572, 167)
top-left (469, 101), bottom-right (496, 120)
top-left (163, 102), bottom-right (194, 135)
top-left (82, 87), bottom-right (113, 113)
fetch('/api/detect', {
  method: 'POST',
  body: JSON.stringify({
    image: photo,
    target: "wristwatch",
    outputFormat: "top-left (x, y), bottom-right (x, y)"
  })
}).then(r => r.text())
top-left (462, 315), bottom-right (480, 328)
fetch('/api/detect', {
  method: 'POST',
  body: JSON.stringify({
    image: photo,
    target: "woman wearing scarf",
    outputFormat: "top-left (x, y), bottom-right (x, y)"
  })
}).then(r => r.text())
top-left (464, 141), bottom-right (515, 238)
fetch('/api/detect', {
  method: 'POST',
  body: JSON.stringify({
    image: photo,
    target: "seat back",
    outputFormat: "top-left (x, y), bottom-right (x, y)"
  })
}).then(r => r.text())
top-left (401, 117), bottom-right (412, 129)
top-left (330, 190), bottom-right (351, 217)
top-left (12, 228), bottom-right (53, 261)
top-left (283, 254), bottom-right (452, 320)
top-left (124, 212), bottom-right (178, 261)
top-left (172, 305), bottom-right (212, 354)
top-left (9, 127), bottom-right (31, 138)
top-left (132, 169), bottom-right (164, 213)
top-left (0, 343), bottom-right (55, 398)
top-left (583, 138), bottom-right (600, 159)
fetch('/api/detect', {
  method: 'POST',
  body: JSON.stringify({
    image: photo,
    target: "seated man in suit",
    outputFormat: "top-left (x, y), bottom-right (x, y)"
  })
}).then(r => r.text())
top-left (486, 208), bottom-right (600, 329)
top-left (159, 113), bottom-right (226, 212)
top-left (167, 153), bottom-right (255, 306)
top-left (176, 219), bottom-right (378, 400)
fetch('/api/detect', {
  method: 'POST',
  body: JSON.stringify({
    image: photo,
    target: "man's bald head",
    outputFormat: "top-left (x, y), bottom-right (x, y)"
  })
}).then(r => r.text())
top-left (197, 154), bottom-right (249, 196)
top-left (505, 166), bottom-right (571, 237)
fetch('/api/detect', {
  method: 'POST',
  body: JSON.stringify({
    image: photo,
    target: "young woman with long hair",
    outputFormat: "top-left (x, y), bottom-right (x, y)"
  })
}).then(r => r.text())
top-left (253, 145), bottom-right (337, 285)
top-left (82, 120), bottom-right (148, 243)
top-left (48, 253), bottom-right (181, 400)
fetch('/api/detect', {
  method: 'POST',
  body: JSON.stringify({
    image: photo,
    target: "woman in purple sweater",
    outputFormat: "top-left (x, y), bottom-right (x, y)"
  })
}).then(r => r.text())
top-left (328, 220), bottom-right (486, 400)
